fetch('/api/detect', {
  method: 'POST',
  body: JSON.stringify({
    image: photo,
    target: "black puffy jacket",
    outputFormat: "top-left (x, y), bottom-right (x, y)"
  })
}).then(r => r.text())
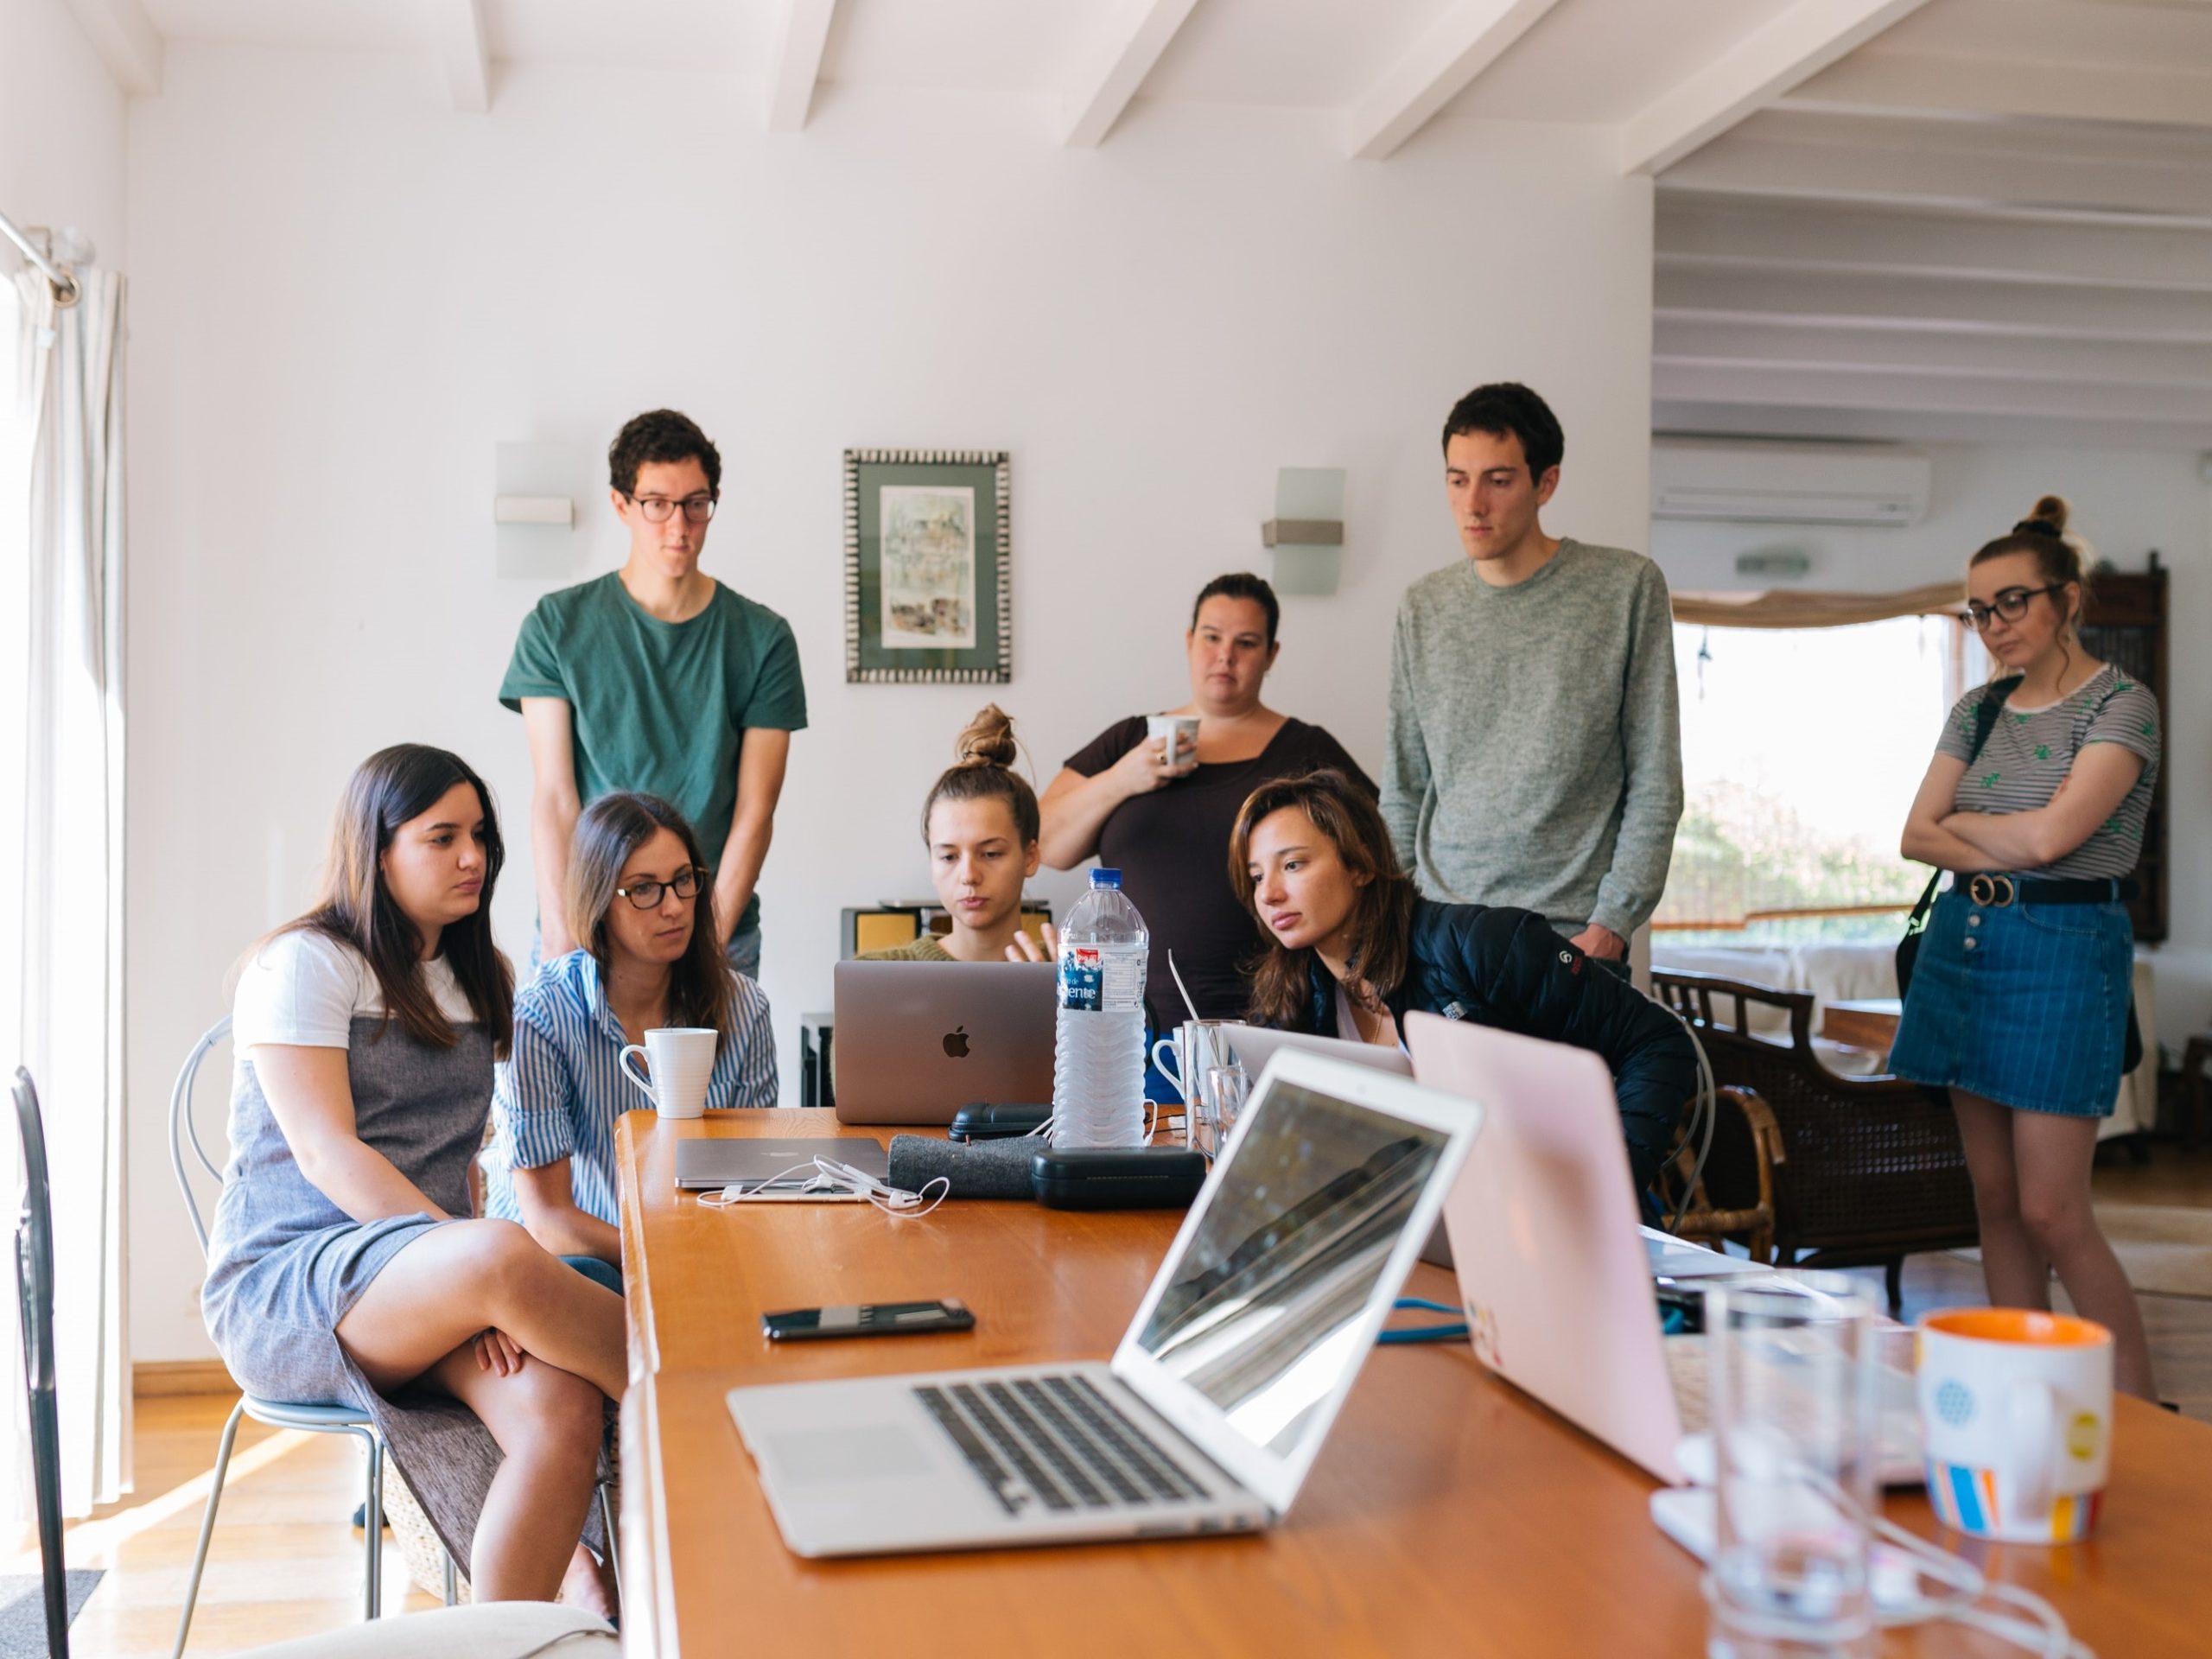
top-left (1293, 899), bottom-right (1695, 1193)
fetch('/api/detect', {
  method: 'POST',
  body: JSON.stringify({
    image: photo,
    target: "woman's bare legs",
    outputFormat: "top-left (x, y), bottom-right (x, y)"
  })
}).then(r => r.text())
top-left (425, 1343), bottom-right (604, 1602)
top-left (334, 1218), bottom-right (626, 1399)
top-left (1951, 1090), bottom-right (2052, 1311)
top-left (2009, 1109), bottom-right (2157, 1401)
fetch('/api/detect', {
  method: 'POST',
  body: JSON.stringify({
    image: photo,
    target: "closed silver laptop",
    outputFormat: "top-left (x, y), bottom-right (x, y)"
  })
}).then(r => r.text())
top-left (832, 960), bottom-right (1057, 1126)
top-left (727, 1051), bottom-right (1483, 1557)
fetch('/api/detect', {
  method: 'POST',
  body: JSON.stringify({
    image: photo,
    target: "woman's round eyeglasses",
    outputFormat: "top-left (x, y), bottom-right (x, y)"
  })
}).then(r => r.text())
top-left (616, 869), bottom-right (703, 909)
top-left (1966, 583), bottom-right (2066, 630)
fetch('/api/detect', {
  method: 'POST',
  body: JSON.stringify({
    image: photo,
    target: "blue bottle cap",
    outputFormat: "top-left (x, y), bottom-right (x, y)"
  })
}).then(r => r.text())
top-left (1090, 868), bottom-right (1122, 887)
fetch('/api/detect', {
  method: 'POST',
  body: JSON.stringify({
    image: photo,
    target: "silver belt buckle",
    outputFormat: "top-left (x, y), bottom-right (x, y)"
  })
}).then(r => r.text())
top-left (1967, 874), bottom-right (2016, 907)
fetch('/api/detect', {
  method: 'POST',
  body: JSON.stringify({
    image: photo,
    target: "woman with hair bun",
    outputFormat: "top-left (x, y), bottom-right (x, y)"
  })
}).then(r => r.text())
top-left (1894, 495), bottom-right (2160, 1399)
top-left (861, 704), bottom-right (1044, 963)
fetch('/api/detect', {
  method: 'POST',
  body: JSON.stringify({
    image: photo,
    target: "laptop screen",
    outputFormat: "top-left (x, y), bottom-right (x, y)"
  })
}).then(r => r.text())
top-left (1132, 1078), bottom-right (1450, 1461)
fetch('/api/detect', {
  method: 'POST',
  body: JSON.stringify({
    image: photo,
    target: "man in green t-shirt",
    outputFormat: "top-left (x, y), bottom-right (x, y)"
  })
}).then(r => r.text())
top-left (500, 410), bottom-right (808, 980)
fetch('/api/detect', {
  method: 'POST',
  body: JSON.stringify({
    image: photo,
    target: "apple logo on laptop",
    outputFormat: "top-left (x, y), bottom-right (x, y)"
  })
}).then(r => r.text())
top-left (943, 1026), bottom-right (971, 1060)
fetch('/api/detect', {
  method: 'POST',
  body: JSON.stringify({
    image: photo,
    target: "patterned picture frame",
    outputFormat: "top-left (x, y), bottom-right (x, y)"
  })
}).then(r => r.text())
top-left (842, 448), bottom-right (1012, 683)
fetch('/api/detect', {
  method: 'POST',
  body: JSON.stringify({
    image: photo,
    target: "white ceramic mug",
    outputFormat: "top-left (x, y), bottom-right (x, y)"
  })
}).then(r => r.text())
top-left (1916, 1306), bottom-right (2113, 1543)
top-left (1145, 714), bottom-right (1200, 775)
top-left (1148, 1019), bottom-right (1243, 1107)
top-left (618, 1027), bottom-right (717, 1120)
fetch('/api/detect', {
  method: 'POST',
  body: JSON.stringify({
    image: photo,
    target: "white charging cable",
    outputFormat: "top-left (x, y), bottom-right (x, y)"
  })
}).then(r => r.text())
top-left (697, 1155), bottom-right (950, 1219)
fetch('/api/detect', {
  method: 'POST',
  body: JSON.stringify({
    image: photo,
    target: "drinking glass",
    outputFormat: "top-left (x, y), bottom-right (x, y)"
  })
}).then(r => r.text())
top-left (1200, 1063), bottom-right (1250, 1158)
top-left (1704, 1274), bottom-right (1879, 1659)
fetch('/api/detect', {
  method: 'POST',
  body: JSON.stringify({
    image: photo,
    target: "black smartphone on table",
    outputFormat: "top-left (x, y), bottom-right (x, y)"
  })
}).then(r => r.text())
top-left (760, 1299), bottom-right (976, 1340)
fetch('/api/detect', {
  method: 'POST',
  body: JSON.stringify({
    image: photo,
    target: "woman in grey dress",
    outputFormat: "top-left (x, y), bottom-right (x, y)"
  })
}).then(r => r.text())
top-left (202, 745), bottom-right (625, 1605)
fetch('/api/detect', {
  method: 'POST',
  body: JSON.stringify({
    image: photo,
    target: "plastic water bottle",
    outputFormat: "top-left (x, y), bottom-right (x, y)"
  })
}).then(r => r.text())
top-left (1052, 868), bottom-right (1149, 1148)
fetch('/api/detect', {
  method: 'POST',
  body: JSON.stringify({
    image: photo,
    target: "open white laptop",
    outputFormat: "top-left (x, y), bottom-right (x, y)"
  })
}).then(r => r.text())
top-left (1405, 1013), bottom-right (1923, 1488)
top-left (726, 1050), bottom-right (1483, 1557)
top-left (1222, 1023), bottom-right (1412, 1079)
top-left (833, 960), bottom-right (1057, 1126)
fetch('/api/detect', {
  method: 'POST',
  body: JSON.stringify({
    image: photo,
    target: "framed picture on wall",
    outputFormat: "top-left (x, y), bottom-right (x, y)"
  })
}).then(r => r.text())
top-left (843, 448), bottom-right (1012, 683)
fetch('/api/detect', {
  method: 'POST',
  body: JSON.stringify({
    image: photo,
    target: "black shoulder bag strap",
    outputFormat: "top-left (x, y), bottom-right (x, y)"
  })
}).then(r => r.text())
top-left (1896, 676), bottom-right (2022, 996)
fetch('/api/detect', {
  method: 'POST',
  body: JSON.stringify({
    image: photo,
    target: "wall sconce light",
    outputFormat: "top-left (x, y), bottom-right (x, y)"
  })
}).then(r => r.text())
top-left (495, 442), bottom-right (593, 579)
top-left (1262, 467), bottom-right (1344, 596)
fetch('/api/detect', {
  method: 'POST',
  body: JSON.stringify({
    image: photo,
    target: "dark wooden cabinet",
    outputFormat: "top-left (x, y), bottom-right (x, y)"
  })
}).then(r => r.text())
top-left (2078, 566), bottom-right (2168, 942)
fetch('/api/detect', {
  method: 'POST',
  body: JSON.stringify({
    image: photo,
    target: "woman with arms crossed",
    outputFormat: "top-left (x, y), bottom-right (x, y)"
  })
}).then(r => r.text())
top-left (1230, 768), bottom-right (1694, 1196)
top-left (203, 746), bottom-right (621, 1605)
top-left (483, 792), bottom-right (778, 1287)
top-left (1891, 499), bottom-right (2159, 1399)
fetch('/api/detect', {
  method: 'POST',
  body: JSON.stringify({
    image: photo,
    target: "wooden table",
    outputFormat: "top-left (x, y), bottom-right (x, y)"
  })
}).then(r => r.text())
top-left (1822, 996), bottom-right (1905, 1056)
top-left (615, 1109), bottom-right (2212, 1657)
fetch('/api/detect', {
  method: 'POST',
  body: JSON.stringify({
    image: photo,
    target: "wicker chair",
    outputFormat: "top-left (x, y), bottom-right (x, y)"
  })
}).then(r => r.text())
top-left (1652, 969), bottom-right (1977, 1311)
top-left (1655, 1085), bottom-right (1783, 1265)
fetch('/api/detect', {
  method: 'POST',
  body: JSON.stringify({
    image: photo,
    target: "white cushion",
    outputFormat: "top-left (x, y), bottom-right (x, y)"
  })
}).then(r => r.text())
top-left (239, 1605), bottom-right (616, 1659)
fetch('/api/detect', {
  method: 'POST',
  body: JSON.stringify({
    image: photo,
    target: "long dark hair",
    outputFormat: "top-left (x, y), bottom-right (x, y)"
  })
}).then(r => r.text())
top-left (281, 744), bottom-right (514, 1055)
top-left (1228, 770), bottom-right (1418, 1031)
top-left (565, 792), bottom-right (741, 1050)
top-left (920, 704), bottom-right (1039, 847)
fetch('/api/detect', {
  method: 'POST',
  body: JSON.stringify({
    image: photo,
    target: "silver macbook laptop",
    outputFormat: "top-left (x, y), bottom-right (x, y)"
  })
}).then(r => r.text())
top-left (675, 1136), bottom-right (889, 1193)
top-left (833, 960), bottom-right (1056, 1126)
top-left (1405, 1014), bottom-right (1922, 1487)
top-left (726, 1050), bottom-right (1483, 1557)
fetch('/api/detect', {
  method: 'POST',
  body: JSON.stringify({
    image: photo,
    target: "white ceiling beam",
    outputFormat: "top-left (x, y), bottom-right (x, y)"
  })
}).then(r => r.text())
top-left (1618, 0), bottom-right (1934, 177)
top-left (431, 0), bottom-right (491, 115)
top-left (1656, 267), bottom-right (2212, 344)
top-left (1786, 50), bottom-right (2212, 132)
top-left (1346, 0), bottom-right (1567, 162)
top-left (1656, 196), bottom-right (2212, 294)
top-left (1655, 318), bottom-right (2212, 392)
top-left (766, 0), bottom-right (839, 133)
top-left (63, 0), bottom-right (162, 97)
top-left (1060, 0), bottom-right (1204, 149)
top-left (1662, 113), bottom-right (2212, 228)
top-left (1653, 360), bottom-right (2212, 425)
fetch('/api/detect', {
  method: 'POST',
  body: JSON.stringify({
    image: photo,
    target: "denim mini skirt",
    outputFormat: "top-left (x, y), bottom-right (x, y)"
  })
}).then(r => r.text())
top-left (1890, 885), bottom-right (2133, 1117)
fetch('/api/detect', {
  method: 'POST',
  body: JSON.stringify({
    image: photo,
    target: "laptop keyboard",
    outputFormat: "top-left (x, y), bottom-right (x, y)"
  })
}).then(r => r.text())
top-left (912, 1373), bottom-right (1210, 1518)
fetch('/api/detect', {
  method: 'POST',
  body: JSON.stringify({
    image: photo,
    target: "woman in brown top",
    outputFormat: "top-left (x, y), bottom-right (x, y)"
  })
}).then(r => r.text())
top-left (1039, 574), bottom-right (1376, 1055)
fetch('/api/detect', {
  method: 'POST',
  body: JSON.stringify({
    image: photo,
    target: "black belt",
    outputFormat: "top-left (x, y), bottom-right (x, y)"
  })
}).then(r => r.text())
top-left (1960, 874), bottom-right (2138, 908)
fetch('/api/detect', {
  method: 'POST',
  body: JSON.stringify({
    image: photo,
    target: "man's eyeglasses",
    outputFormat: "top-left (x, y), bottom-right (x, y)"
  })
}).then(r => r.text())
top-left (627, 493), bottom-right (717, 525)
top-left (1967, 583), bottom-right (2067, 630)
top-left (615, 869), bottom-right (704, 909)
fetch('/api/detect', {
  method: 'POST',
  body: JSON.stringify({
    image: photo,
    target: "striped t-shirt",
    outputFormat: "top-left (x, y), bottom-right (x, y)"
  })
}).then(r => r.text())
top-left (482, 949), bottom-right (779, 1229)
top-left (1936, 664), bottom-right (2160, 880)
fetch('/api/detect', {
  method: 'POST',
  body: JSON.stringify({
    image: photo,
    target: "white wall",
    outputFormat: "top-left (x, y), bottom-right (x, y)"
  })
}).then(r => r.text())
top-left (0, 0), bottom-right (126, 281)
top-left (123, 45), bottom-right (1656, 1358)
top-left (1650, 443), bottom-right (2212, 1052)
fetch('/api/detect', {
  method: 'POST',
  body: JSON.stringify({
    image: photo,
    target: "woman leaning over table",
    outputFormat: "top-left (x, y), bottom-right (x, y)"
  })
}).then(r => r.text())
top-left (483, 791), bottom-right (777, 1287)
top-left (202, 745), bottom-right (620, 1609)
top-left (1038, 573), bottom-right (1375, 1090)
top-left (1892, 497), bottom-right (2159, 1400)
top-left (1230, 767), bottom-right (1694, 1198)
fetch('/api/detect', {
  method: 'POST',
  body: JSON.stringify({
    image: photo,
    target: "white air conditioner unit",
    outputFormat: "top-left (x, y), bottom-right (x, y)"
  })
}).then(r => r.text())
top-left (1652, 439), bottom-right (1931, 527)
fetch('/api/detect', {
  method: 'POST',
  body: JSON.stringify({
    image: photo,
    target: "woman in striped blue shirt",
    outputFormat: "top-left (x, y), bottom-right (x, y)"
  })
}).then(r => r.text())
top-left (484, 793), bottom-right (778, 1284)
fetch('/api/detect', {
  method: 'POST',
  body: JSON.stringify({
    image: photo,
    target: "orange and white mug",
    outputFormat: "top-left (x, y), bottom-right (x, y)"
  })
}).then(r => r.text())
top-left (1916, 1307), bottom-right (2113, 1543)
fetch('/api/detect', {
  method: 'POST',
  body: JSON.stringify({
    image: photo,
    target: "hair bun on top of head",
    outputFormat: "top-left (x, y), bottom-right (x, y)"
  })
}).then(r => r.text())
top-left (2012, 494), bottom-right (2070, 540)
top-left (953, 703), bottom-right (1019, 770)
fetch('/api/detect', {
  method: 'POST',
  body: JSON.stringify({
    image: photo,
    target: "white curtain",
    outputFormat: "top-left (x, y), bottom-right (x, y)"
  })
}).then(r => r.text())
top-left (3, 260), bottom-right (130, 1520)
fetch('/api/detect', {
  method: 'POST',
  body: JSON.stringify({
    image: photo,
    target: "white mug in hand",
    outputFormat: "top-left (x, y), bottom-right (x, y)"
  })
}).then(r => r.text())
top-left (1145, 714), bottom-right (1200, 775)
top-left (618, 1027), bottom-right (717, 1120)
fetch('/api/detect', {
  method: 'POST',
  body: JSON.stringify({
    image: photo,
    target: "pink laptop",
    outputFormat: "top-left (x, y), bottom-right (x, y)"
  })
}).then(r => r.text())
top-left (1406, 1012), bottom-right (1691, 1483)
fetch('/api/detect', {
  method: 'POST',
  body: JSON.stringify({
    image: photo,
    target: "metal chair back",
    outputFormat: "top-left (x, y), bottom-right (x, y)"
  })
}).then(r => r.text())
top-left (169, 1017), bottom-right (232, 1259)
top-left (13, 1066), bottom-right (71, 1658)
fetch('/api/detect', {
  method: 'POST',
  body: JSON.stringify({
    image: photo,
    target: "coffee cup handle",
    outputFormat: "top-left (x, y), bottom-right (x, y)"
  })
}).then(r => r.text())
top-left (1150, 1038), bottom-right (1184, 1100)
top-left (2002, 1380), bottom-right (2059, 1522)
top-left (619, 1045), bottom-right (656, 1105)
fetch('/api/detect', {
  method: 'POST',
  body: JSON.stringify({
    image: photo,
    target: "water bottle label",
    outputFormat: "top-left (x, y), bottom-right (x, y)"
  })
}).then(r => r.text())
top-left (1058, 947), bottom-right (1103, 1011)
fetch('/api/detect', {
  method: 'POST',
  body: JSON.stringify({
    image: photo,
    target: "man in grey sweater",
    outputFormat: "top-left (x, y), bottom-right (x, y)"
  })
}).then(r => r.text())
top-left (1382, 383), bottom-right (1682, 972)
